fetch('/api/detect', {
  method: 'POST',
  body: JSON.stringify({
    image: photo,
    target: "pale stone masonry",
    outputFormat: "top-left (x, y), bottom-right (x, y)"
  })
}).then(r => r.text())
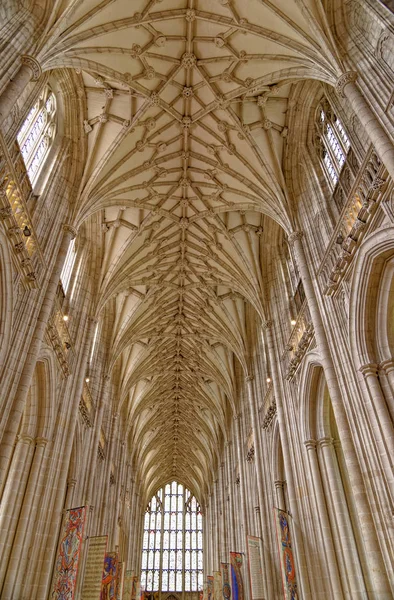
top-left (0, 1), bottom-right (393, 599)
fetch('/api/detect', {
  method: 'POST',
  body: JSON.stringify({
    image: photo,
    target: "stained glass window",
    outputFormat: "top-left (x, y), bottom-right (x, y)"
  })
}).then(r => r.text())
top-left (140, 481), bottom-right (203, 592)
top-left (315, 99), bottom-right (350, 188)
top-left (17, 85), bottom-right (57, 185)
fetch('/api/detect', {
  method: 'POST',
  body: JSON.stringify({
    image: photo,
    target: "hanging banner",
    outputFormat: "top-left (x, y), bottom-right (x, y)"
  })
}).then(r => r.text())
top-left (81, 535), bottom-right (108, 600)
top-left (214, 570), bottom-right (222, 600)
top-left (220, 562), bottom-right (231, 600)
top-left (123, 570), bottom-right (134, 600)
top-left (207, 575), bottom-right (214, 600)
top-left (131, 576), bottom-right (138, 600)
top-left (274, 509), bottom-right (298, 600)
top-left (247, 536), bottom-right (265, 600)
top-left (101, 552), bottom-right (118, 600)
top-left (52, 505), bottom-right (87, 600)
top-left (116, 562), bottom-right (124, 600)
top-left (230, 552), bottom-right (244, 600)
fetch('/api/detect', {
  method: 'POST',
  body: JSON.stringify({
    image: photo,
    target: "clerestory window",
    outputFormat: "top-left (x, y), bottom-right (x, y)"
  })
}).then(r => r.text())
top-left (17, 85), bottom-right (57, 185)
top-left (315, 99), bottom-right (350, 188)
top-left (141, 481), bottom-right (203, 593)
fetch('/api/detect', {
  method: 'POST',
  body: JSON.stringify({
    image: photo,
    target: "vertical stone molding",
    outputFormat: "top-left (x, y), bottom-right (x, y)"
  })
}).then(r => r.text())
top-left (335, 71), bottom-right (394, 181)
top-left (0, 55), bottom-right (42, 127)
top-left (274, 480), bottom-right (285, 511)
top-left (359, 363), bottom-right (394, 485)
top-left (317, 437), bottom-right (368, 597)
top-left (245, 373), bottom-right (273, 597)
top-left (304, 439), bottom-right (344, 598)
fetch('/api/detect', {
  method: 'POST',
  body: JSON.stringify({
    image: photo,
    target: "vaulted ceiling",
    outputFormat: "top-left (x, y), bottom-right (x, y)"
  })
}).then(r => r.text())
top-left (37, 0), bottom-right (344, 501)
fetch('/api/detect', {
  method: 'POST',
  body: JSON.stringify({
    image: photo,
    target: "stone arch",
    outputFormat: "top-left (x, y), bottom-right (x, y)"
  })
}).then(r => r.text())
top-left (297, 349), bottom-right (325, 443)
top-left (349, 225), bottom-right (394, 369)
top-left (20, 351), bottom-right (57, 440)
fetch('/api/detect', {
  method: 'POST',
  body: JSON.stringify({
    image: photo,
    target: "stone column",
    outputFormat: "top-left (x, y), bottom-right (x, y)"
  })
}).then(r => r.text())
top-left (234, 414), bottom-right (249, 542)
top-left (214, 479), bottom-right (221, 570)
top-left (0, 225), bottom-right (77, 495)
top-left (127, 478), bottom-right (136, 569)
top-left (289, 230), bottom-right (391, 597)
top-left (359, 364), bottom-right (394, 494)
top-left (335, 72), bottom-right (394, 182)
top-left (2, 437), bottom-right (49, 599)
top-left (100, 412), bottom-right (119, 536)
top-left (318, 437), bottom-right (367, 599)
top-left (274, 481), bottom-right (285, 511)
top-left (0, 434), bottom-right (35, 589)
top-left (245, 375), bottom-right (274, 598)
top-left (304, 439), bottom-right (344, 599)
top-left (225, 442), bottom-right (237, 552)
top-left (219, 463), bottom-right (227, 563)
top-left (65, 478), bottom-right (77, 509)
top-left (263, 320), bottom-right (312, 599)
top-left (85, 375), bottom-right (111, 507)
top-left (0, 55), bottom-right (42, 127)
top-left (380, 359), bottom-right (394, 397)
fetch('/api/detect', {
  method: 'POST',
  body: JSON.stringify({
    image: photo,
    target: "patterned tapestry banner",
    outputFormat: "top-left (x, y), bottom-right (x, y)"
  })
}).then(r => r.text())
top-left (53, 505), bottom-right (87, 600)
top-left (274, 509), bottom-right (298, 600)
top-left (81, 535), bottom-right (108, 600)
top-left (214, 570), bottom-right (222, 600)
top-left (220, 562), bottom-right (231, 600)
top-left (230, 552), bottom-right (244, 600)
top-left (207, 575), bottom-right (214, 600)
top-left (122, 570), bottom-right (134, 600)
top-left (246, 536), bottom-right (265, 600)
top-left (101, 552), bottom-right (118, 600)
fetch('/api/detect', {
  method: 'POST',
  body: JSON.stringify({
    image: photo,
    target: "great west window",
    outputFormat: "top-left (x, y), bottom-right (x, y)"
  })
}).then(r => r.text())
top-left (141, 481), bottom-right (203, 592)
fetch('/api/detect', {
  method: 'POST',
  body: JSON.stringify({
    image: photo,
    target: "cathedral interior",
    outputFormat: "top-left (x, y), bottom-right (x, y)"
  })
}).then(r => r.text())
top-left (0, 0), bottom-right (394, 599)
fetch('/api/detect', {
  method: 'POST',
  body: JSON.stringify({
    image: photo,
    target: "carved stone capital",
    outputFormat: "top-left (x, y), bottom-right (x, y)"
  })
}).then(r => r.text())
top-left (288, 231), bottom-right (304, 246)
top-left (304, 439), bottom-right (317, 451)
top-left (21, 55), bottom-right (42, 81)
top-left (317, 436), bottom-right (334, 449)
top-left (379, 359), bottom-right (394, 374)
top-left (359, 363), bottom-right (379, 378)
top-left (245, 374), bottom-right (254, 383)
top-left (234, 412), bottom-right (242, 421)
top-left (35, 437), bottom-right (49, 447)
top-left (63, 224), bottom-right (78, 239)
top-left (274, 480), bottom-right (285, 490)
top-left (262, 319), bottom-right (273, 330)
top-left (335, 71), bottom-right (358, 98)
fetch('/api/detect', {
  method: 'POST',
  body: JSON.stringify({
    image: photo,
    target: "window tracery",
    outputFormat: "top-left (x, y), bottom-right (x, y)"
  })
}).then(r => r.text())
top-left (315, 99), bottom-right (350, 187)
top-left (141, 481), bottom-right (203, 592)
top-left (17, 86), bottom-right (57, 185)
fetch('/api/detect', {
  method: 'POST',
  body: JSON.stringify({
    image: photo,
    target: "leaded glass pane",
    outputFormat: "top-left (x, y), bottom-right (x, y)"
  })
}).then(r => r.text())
top-left (176, 571), bottom-right (182, 589)
top-left (153, 571), bottom-right (160, 589)
top-left (185, 571), bottom-right (191, 591)
top-left (162, 570), bottom-right (168, 591)
top-left (198, 572), bottom-right (204, 589)
top-left (163, 530), bottom-right (169, 549)
top-left (169, 570), bottom-right (175, 590)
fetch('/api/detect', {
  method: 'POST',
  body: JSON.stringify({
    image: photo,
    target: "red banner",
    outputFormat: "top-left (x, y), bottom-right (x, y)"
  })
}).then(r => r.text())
top-left (53, 505), bottom-right (87, 600)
